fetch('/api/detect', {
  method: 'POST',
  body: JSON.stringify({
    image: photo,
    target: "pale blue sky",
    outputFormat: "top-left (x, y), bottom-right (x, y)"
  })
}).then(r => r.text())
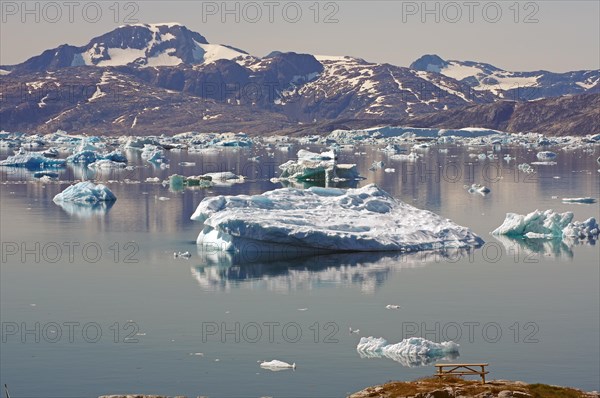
top-left (1, 1), bottom-right (599, 72)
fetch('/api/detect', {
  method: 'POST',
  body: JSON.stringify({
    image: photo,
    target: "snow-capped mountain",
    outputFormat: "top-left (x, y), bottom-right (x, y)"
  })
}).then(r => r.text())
top-left (1, 24), bottom-right (598, 136)
top-left (8, 23), bottom-right (247, 73)
top-left (411, 54), bottom-right (599, 100)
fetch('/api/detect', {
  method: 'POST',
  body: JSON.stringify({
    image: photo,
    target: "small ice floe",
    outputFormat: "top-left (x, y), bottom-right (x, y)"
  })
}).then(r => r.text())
top-left (349, 327), bottom-right (360, 334)
top-left (0, 153), bottom-right (66, 169)
top-left (33, 171), bottom-right (59, 180)
top-left (174, 251), bottom-right (191, 259)
top-left (53, 181), bottom-right (116, 204)
top-left (492, 210), bottom-right (599, 239)
top-left (531, 161), bottom-right (557, 166)
top-left (260, 360), bottom-right (296, 371)
top-left (384, 168), bottom-right (396, 173)
top-left (158, 196), bottom-right (170, 201)
top-left (145, 177), bottom-right (161, 183)
top-left (189, 352), bottom-right (204, 356)
top-left (357, 336), bottom-right (459, 367)
top-left (518, 163), bottom-right (534, 173)
top-left (88, 159), bottom-right (127, 169)
top-left (562, 197), bottom-right (596, 204)
top-left (390, 152), bottom-right (418, 161)
top-left (385, 304), bottom-right (401, 310)
top-left (503, 154), bottom-right (513, 162)
top-left (467, 184), bottom-right (490, 195)
top-left (179, 162), bottom-right (196, 167)
top-left (536, 151), bottom-right (557, 160)
top-left (297, 308), bottom-right (308, 311)
top-left (369, 161), bottom-right (385, 171)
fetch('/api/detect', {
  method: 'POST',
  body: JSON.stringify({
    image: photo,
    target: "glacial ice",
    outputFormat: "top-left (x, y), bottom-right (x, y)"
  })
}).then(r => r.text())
top-left (492, 210), bottom-right (599, 239)
top-left (562, 197), bottom-right (596, 204)
top-left (191, 184), bottom-right (484, 253)
top-left (275, 149), bottom-right (361, 185)
top-left (0, 153), bottom-right (66, 169)
top-left (53, 181), bottom-right (117, 204)
top-left (259, 360), bottom-right (296, 370)
top-left (357, 336), bottom-right (459, 367)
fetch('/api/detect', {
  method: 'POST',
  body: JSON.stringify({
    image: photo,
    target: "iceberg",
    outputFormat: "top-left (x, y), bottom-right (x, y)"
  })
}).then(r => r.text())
top-left (191, 184), bottom-right (484, 253)
top-left (492, 210), bottom-right (599, 239)
top-left (536, 151), bottom-right (557, 160)
top-left (0, 153), bottom-right (66, 169)
top-left (88, 159), bottom-right (127, 169)
top-left (276, 149), bottom-right (361, 185)
top-left (357, 336), bottom-right (459, 367)
top-left (53, 181), bottom-right (117, 204)
top-left (562, 197), bottom-right (596, 204)
top-left (259, 360), bottom-right (296, 371)
top-left (141, 144), bottom-right (167, 163)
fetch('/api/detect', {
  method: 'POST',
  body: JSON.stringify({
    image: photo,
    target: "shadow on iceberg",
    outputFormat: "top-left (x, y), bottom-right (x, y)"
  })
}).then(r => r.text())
top-left (190, 248), bottom-right (477, 293)
top-left (55, 201), bottom-right (115, 218)
top-left (356, 336), bottom-right (460, 367)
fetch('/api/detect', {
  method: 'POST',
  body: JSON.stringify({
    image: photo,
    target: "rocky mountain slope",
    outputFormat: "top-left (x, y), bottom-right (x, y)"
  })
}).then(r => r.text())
top-left (1, 23), bottom-right (598, 136)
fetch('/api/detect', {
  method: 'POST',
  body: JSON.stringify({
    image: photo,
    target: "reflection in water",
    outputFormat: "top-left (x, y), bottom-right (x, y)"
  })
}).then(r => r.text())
top-left (357, 347), bottom-right (459, 367)
top-left (54, 200), bottom-right (115, 218)
top-left (275, 178), bottom-right (359, 189)
top-left (493, 234), bottom-right (597, 259)
top-left (191, 248), bottom-right (477, 293)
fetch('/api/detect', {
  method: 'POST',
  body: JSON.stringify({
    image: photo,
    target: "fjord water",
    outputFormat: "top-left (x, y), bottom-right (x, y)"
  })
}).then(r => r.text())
top-left (1, 144), bottom-right (599, 397)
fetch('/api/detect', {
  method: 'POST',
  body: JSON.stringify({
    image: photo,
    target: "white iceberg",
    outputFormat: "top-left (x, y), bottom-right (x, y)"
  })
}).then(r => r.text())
top-left (53, 181), bottom-right (117, 204)
top-left (259, 360), bottom-right (296, 371)
top-left (467, 184), bottom-right (490, 195)
top-left (276, 149), bottom-right (361, 185)
top-left (357, 336), bottom-right (459, 367)
top-left (191, 184), bottom-right (483, 253)
top-left (536, 151), bottom-right (557, 160)
top-left (141, 144), bottom-right (167, 163)
top-left (492, 209), bottom-right (599, 239)
top-left (88, 159), bottom-right (127, 169)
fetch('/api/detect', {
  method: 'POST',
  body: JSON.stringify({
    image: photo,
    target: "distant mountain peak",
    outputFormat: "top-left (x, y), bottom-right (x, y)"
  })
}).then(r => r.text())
top-left (410, 54), bottom-right (448, 72)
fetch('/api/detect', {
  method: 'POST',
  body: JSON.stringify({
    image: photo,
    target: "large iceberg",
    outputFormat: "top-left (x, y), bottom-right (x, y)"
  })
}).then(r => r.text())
top-left (357, 336), bottom-right (459, 367)
top-left (492, 210), bottom-right (599, 239)
top-left (53, 181), bottom-right (117, 204)
top-left (0, 153), bottom-right (66, 169)
top-left (191, 184), bottom-right (483, 253)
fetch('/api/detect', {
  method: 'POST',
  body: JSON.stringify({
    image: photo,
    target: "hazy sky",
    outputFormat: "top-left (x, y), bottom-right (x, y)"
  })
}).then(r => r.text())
top-left (1, 1), bottom-right (599, 72)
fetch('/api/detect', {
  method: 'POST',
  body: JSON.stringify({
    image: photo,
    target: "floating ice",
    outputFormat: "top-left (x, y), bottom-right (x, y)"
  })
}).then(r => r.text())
top-left (467, 184), bottom-right (490, 195)
top-left (276, 149), bottom-right (360, 185)
top-left (260, 360), bottom-right (296, 370)
top-left (492, 209), bottom-right (599, 239)
top-left (0, 153), bottom-right (66, 169)
top-left (191, 184), bottom-right (483, 253)
top-left (385, 304), bottom-right (401, 310)
top-left (53, 181), bottom-right (117, 204)
top-left (562, 197), bottom-right (596, 204)
top-left (357, 336), bottom-right (459, 367)
top-left (536, 151), bottom-right (557, 160)
top-left (141, 144), bottom-right (167, 163)
top-left (88, 159), bottom-right (127, 169)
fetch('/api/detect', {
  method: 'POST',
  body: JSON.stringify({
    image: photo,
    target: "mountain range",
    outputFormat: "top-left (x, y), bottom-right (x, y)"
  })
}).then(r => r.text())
top-left (1, 23), bottom-right (598, 136)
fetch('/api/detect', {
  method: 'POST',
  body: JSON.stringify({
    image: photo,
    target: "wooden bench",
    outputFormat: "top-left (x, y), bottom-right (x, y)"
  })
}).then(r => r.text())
top-left (435, 363), bottom-right (489, 383)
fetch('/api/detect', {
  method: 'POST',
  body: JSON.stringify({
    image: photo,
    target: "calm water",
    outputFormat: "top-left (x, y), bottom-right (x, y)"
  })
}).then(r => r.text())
top-left (1, 142), bottom-right (599, 397)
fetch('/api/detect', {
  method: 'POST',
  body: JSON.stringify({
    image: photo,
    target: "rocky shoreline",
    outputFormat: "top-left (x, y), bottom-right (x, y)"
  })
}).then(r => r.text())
top-left (98, 378), bottom-right (600, 398)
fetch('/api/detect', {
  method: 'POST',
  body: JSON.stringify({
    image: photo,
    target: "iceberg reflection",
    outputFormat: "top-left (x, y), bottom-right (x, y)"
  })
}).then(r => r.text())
top-left (191, 248), bottom-right (476, 293)
top-left (54, 200), bottom-right (115, 218)
top-left (493, 234), bottom-right (597, 259)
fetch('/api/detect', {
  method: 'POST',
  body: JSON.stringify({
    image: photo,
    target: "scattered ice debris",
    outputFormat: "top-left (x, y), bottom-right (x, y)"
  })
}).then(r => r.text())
top-left (191, 184), bottom-right (484, 253)
top-left (169, 174), bottom-right (212, 191)
top-left (202, 172), bottom-right (245, 186)
top-left (0, 153), bottom-right (66, 169)
top-left (260, 360), bottom-right (296, 371)
top-left (492, 210), bottom-right (599, 239)
top-left (53, 181), bottom-right (117, 204)
top-left (145, 177), bottom-right (161, 183)
top-left (174, 251), bottom-right (191, 259)
top-left (390, 152), bottom-right (418, 161)
top-left (274, 149), bottom-right (360, 185)
top-left (562, 197), bottom-right (596, 204)
top-left (385, 304), bottom-right (401, 310)
top-left (356, 336), bottom-right (459, 367)
top-left (467, 184), bottom-right (490, 195)
top-left (536, 151), bottom-right (557, 160)
top-left (349, 327), bottom-right (360, 334)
